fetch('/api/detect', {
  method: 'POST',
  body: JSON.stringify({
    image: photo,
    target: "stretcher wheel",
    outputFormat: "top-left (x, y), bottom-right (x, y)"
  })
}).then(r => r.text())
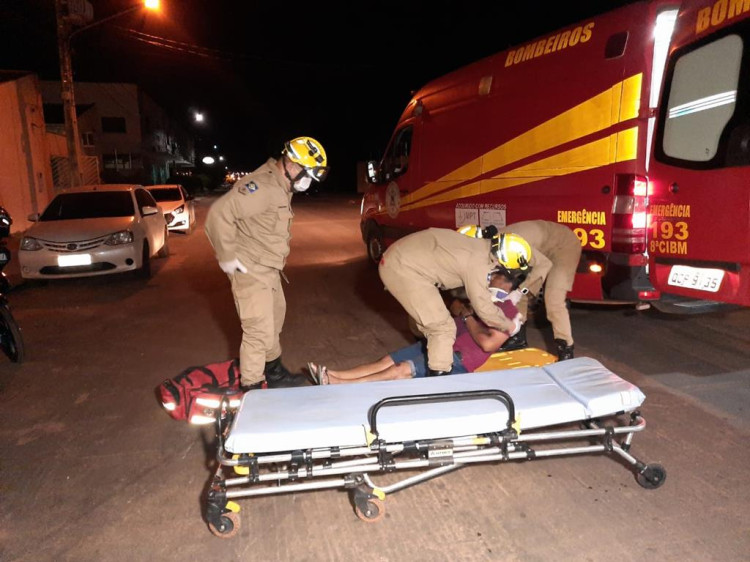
top-left (208, 511), bottom-right (240, 538)
top-left (636, 463), bottom-right (667, 490)
top-left (354, 498), bottom-right (385, 523)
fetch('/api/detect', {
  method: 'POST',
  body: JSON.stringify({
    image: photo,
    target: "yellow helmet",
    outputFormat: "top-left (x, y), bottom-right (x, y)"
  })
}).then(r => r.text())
top-left (490, 233), bottom-right (532, 270)
top-left (282, 136), bottom-right (329, 182)
top-left (457, 224), bottom-right (501, 239)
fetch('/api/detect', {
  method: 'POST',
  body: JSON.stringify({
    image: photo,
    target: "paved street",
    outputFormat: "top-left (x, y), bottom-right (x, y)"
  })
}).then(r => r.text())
top-left (1, 194), bottom-right (748, 561)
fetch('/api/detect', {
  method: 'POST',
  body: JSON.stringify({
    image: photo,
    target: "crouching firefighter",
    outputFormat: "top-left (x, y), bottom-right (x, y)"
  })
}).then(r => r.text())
top-left (205, 136), bottom-right (329, 389)
top-left (378, 227), bottom-right (530, 376)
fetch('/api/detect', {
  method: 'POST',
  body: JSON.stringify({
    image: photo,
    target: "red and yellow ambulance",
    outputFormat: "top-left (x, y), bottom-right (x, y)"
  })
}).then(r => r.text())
top-left (361, 1), bottom-right (680, 305)
top-left (647, 0), bottom-right (750, 310)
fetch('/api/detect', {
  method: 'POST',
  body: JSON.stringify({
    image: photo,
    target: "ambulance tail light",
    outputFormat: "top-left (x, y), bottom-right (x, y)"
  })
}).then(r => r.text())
top-left (611, 174), bottom-right (648, 254)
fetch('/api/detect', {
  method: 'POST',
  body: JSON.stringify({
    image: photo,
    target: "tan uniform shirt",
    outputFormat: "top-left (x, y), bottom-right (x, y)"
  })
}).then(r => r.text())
top-left (498, 220), bottom-right (581, 294)
top-left (205, 159), bottom-right (293, 270)
top-left (384, 228), bottom-right (516, 333)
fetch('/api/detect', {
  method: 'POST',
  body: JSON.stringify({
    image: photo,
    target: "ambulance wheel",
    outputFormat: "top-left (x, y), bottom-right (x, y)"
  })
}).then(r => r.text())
top-left (354, 498), bottom-right (385, 523)
top-left (208, 511), bottom-right (240, 538)
top-left (636, 463), bottom-right (666, 490)
top-left (366, 229), bottom-right (384, 264)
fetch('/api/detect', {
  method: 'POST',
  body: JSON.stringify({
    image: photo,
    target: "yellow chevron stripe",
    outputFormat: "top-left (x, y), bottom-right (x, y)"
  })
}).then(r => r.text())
top-left (399, 73), bottom-right (643, 210)
top-left (399, 127), bottom-right (638, 212)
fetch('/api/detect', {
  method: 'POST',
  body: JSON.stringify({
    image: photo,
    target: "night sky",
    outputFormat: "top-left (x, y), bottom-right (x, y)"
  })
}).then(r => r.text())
top-left (2, 0), bottom-right (638, 191)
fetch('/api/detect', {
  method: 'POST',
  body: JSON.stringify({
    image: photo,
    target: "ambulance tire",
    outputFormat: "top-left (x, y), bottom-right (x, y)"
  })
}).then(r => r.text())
top-left (366, 226), bottom-right (384, 264)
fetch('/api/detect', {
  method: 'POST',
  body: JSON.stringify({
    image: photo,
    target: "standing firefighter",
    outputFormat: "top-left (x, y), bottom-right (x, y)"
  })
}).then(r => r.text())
top-left (205, 137), bottom-right (329, 389)
top-left (497, 220), bottom-right (582, 360)
top-left (378, 227), bottom-right (529, 376)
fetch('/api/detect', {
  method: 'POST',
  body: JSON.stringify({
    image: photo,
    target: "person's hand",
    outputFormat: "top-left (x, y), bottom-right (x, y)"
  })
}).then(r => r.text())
top-left (509, 313), bottom-right (524, 336)
top-left (507, 289), bottom-right (525, 305)
top-left (218, 258), bottom-right (248, 275)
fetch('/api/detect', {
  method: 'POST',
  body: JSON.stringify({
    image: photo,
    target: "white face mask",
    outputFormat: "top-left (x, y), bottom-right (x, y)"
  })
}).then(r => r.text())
top-left (293, 175), bottom-right (312, 192)
top-left (489, 287), bottom-right (510, 302)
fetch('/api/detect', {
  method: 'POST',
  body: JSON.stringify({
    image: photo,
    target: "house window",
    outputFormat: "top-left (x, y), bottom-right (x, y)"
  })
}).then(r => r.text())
top-left (101, 116), bottom-right (127, 133)
top-left (102, 153), bottom-right (133, 170)
top-left (81, 132), bottom-right (95, 147)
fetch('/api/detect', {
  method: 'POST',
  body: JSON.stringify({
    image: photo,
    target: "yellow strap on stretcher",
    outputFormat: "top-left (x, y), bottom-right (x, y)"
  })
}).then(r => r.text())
top-left (372, 488), bottom-right (386, 500)
top-left (226, 501), bottom-right (241, 513)
top-left (232, 454), bottom-right (250, 475)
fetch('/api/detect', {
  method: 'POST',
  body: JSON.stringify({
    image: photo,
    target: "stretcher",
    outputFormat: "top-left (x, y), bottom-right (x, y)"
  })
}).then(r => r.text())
top-left (205, 356), bottom-right (666, 537)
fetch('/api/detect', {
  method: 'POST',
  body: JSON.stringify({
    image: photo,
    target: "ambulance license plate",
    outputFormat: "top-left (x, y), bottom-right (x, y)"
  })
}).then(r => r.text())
top-left (58, 254), bottom-right (92, 267)
top-left (667, 265), bottom-right (724, 293)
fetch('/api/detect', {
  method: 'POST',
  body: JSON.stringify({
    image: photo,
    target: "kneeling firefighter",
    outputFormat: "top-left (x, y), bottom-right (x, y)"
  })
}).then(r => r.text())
top-left (205, 137), bottom-right (329, 389)
top-left (379, 227), bottom-right (530, 376)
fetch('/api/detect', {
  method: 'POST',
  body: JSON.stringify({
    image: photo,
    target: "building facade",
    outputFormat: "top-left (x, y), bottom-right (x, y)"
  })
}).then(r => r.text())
top-left (40, 81), bottom-right (195, 186)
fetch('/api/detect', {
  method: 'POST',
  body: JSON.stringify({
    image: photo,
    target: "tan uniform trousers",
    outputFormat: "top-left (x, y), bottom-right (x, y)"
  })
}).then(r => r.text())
top-left (379, 261), bottom-right (456, 372)
top-left (516, 244), bottom-right (581, 345)
top-left (229, 262), bottom-right (285, 385)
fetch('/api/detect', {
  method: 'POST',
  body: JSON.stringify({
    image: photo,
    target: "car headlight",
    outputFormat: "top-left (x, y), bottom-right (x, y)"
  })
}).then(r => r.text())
top-left (174, 205), bottom-right (184, 214)
top-left (20, 237), bottom-right (43, 251)
top-left (104, 230), bottom-right (134, 245)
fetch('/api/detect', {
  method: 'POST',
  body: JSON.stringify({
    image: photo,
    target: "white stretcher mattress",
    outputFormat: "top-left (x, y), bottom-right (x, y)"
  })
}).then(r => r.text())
top-left (225, 357), bottom-right (645, 454)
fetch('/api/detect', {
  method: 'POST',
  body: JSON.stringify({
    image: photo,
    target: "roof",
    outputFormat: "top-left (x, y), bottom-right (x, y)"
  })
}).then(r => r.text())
top-left (65, 184), bottom-right (143, 194)
top-left (0, 70), bottom-right (33, 84)
top-left (146, 184), bottom-right (180, 189)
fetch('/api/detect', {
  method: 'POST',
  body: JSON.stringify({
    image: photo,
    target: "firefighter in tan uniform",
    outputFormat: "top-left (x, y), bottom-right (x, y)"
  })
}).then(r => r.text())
top-left (379, 228), bottom-right (530, 376)
top-left (497, 220), bottom-right (582, 360)
top-left (205, 137), bottom-right (329, 389)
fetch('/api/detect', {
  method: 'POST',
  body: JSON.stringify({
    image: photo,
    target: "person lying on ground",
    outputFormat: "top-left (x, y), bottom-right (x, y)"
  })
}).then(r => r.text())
top-left (308, 272), bottom-right (522, 385)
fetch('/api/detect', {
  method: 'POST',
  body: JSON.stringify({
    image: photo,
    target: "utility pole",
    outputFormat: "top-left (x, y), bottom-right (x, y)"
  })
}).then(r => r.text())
top-left (54, 0), bottom-right (85, 188)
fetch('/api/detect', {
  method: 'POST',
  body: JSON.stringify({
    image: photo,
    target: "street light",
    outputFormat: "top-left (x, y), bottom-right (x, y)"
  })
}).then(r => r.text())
top-left (194, 112), bottom-right (204, 123)
top-left (55, 0), bottom-right (160, 187)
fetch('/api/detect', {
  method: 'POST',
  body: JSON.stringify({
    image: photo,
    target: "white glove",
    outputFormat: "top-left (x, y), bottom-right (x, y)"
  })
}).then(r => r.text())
top-left (509, 313), bottom-right (524, 336)
top-left (507, 289), bottom-right (525, 305)
top-left (218, 258), bottom-right (248, 275)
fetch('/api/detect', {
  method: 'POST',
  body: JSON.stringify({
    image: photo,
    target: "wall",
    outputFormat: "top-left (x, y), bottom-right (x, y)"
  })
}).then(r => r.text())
top-left (0, 73), bottom-right (55, 231)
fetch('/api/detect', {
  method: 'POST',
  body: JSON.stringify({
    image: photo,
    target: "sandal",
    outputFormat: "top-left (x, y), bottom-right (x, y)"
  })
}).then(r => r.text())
top-left (318, 366), bottom-right (330, 386)
top-left (306, 362), bottom-right (320, 384)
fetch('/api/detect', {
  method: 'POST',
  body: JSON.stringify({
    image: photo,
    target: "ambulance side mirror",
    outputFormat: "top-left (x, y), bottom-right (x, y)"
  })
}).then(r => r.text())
top-left (366, 160), bottom-right (381, 184)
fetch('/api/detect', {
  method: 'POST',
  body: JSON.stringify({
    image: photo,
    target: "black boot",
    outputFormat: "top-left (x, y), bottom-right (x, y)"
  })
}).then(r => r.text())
top-left (240, 380), bottom-right (265, 392)
top-left (264, 357), bottom-right (309, 388)
top-left (427, 368), bottom-right (452, 377)
top-left (554, 339), bottom-right (574, 361)
top-left (500, 324), bottom-right (528, 352)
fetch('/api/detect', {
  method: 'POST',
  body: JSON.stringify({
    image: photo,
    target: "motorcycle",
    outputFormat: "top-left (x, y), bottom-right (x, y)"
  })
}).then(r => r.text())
top-left (0, 207), bottom-right (24, 363)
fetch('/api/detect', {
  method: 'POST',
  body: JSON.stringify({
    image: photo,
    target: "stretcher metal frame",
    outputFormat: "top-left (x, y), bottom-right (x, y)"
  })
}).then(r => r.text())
top-left (204, 386), bottom-right (666, 538)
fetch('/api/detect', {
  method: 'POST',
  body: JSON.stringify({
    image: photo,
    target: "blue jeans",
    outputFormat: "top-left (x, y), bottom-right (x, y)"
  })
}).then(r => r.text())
top-left (389, 341), bottom-right (468, 378)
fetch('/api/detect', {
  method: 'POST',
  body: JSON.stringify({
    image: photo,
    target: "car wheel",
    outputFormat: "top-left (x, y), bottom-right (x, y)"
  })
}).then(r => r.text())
top-left (157, 228), bottom-right (170, 258)
top-left (137, 242), bottom-right (152, 279)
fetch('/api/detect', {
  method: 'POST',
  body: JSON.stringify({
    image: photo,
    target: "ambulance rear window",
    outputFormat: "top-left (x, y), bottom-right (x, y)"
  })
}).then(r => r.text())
top-left (659, 31), bottom-right (746, 167)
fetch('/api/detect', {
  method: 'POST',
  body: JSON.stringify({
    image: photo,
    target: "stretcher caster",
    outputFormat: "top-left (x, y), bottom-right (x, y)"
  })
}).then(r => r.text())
top-left (636, 463), bottom-right (667, 489)
top-left (354, 497), bottom-right (385, 523)
top-left (208, 511), bottom-right (240, 538)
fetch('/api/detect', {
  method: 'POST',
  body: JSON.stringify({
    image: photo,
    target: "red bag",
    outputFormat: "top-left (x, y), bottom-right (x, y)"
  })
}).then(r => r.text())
top-left (159, 359), bottom-right (243, 424)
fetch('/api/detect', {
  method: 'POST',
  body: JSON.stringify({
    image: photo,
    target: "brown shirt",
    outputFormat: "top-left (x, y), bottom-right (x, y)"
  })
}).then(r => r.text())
top-left (205, 158), bottom-right (293, 270)
top-left (497, 220), bottom-right (582, 293)
top-left (383, 228), bottom-right (515, 333)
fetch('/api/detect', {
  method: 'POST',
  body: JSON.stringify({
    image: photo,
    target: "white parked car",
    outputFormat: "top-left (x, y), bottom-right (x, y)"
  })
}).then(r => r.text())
top-left (19, 184), bottom-right (169, 280)
top-left (146, 184), bottom-right (196, 234)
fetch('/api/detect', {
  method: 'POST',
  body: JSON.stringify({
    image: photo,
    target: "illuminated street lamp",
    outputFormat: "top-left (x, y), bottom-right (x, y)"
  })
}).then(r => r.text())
top-left (55, 0), bottom-right (160, 187)
top-left (194, 112), bottom-right (205, 123)
top-left (202, 156), bottom-right (215, 165)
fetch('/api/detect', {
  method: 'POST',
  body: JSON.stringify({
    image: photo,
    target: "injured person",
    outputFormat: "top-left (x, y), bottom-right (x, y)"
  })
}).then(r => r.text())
top-left (309, 272), bottom-right (523, 385)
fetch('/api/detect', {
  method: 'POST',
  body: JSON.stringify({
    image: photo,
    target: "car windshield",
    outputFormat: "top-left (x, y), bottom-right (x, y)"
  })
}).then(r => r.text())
top-left (40, 192), bottom-right (135, 221)
top-left (147, 188), bottom-right (183, 202)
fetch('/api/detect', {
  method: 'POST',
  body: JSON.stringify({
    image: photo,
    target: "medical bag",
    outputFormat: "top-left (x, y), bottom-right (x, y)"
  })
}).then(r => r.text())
top-left (159, 358), bottom-right (243, 424)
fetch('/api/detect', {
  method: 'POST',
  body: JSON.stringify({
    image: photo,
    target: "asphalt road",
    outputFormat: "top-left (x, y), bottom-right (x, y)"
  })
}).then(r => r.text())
top-left (1, 193), bottom-right (748, 561)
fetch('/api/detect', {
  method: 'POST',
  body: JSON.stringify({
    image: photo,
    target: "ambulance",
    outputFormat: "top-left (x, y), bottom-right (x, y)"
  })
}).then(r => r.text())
top-left (647, 0), bottom-right (750, 310)
top-left (360, 1), bottom-right (680, 305)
